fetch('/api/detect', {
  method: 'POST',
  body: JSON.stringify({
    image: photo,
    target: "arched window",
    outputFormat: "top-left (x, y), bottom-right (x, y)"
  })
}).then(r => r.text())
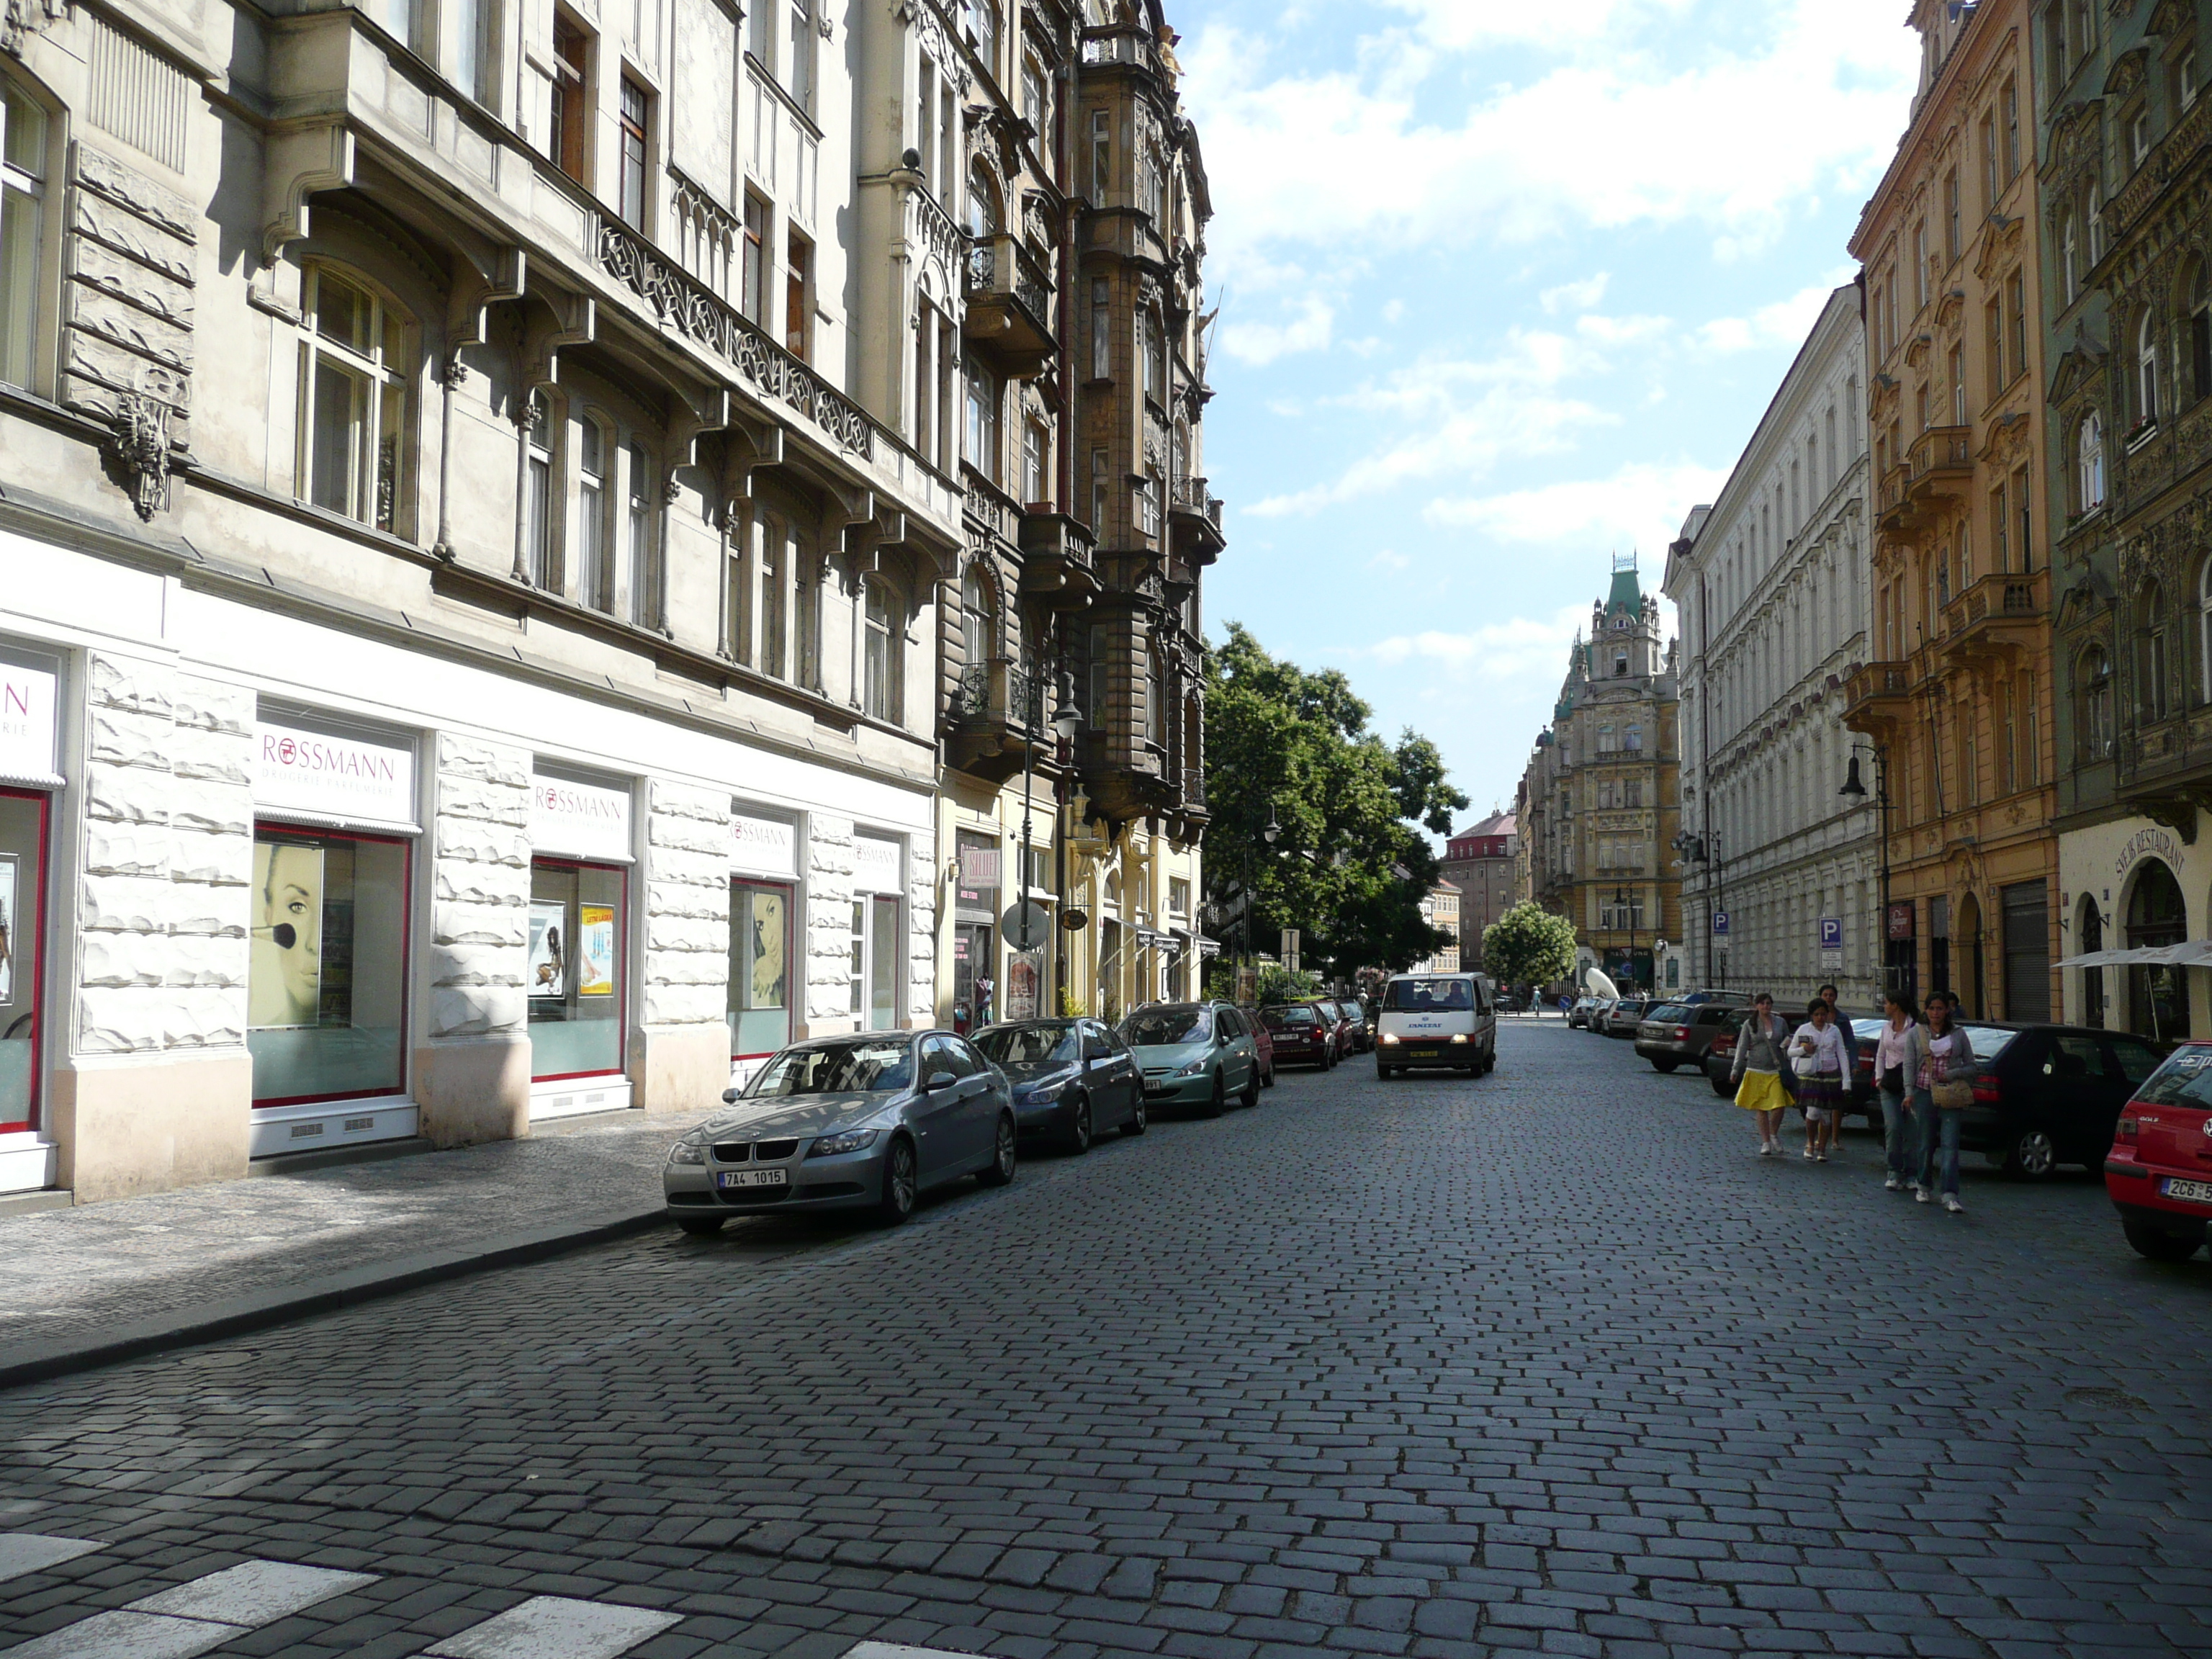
top-left (966, 161), bottom-right (1002, 239)
top-left (2189, 259), bottom-right (2211, 405)
top-left (0, 77), bottom-right (49, 391)
top-left (863, 578), bottom-right (900, 721)
top-left (2079, 410), bottom-right (2106, 509)
top-left (302, 266), bottom-right (412, 532)
top-left (2126, 858), bottom-right (2190, 1038)
top-left (2081, 644), bottom-right (2115, 759)
top-left (961, 562), bottom-right (996, 670)
top-left (2139, 309), bottom-right (2162, 424)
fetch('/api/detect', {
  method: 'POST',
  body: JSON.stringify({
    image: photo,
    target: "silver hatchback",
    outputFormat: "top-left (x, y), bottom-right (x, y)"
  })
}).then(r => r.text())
top-left (663, 1030), bottom-right (1016, 1233)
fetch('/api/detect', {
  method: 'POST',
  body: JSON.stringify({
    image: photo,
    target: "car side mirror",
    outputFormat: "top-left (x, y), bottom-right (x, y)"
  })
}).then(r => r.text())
top-left (925, 1070), bottom-right (958, 1092)
top-left (721, 1087), bottom-right (741, 1105)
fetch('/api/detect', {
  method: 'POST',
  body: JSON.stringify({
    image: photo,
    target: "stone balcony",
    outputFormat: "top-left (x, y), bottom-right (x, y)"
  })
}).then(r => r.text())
top-left (963, 234), bottom-right (1055, 379)
top-left (1938, 567), bottom-right (2048, 667)
top-left (1841, 660), bottom-right (1915, 737)
top-left (1168, 475), bottom-right (1226, 562)
top-left (945, 657), bottom-right (1044, 786)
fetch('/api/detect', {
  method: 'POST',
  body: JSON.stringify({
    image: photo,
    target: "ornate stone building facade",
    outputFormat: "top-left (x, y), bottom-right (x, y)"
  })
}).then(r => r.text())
top-left (0, 0), bottom-right (1216, 1201)
top-left (1520, 562), bottom-right (1683, 996)
top-left (1844, 0), bottom-right (2059, 1020)
top-left (2044, 0), bottom-right (2212, 1040)
top-left (1665, 287), bottom-right (1882, 1009)
top-left (929, 0), bottom-right (1217, 1028)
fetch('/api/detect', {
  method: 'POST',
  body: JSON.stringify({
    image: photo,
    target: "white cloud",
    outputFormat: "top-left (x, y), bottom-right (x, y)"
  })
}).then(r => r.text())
top-left (1180, 0), bottom-right (1917, 282)
top-left (1352, 605), bottom-right (1591, 686)
top-left (1696, 279), bottom-right (1851, 353)
top-left (1424, 460), bottom-right (1735, 553)
top-left (1542, 274), bottom-right (1611, 315)
top-left (1367, 549), bottom-right (1412, 573)
top-left (1221, 293), bottom-right (1337, 366)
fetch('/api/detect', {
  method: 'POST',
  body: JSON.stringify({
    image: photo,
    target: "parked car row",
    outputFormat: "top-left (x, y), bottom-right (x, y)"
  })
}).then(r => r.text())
top-left (1259, 994), bottom-right (1374, 1069)
top-left (663, 999), bottom-right (1280, 1232)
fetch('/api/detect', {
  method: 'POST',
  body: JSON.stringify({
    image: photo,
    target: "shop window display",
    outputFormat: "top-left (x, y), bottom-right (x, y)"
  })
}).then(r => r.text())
top-left (729, 880), bottom-right (791, 1057)
top-left (530, 860), bottom-right (626, 1078)
top-left (248, 830), bottom-right (408, 1104)
top-left (0, 791), bottom-right (45, 1130)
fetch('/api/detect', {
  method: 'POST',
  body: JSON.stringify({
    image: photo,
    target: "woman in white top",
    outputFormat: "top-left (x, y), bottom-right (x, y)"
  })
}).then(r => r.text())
top-left (1791, 999), bottom-right (1850, 1162)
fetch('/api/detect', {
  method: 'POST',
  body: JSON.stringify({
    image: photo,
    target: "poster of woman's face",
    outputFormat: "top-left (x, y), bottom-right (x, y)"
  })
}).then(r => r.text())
top-left (250, 840), bottom-right (323, 1028)
top-left (529, 902), bottom-right (567, 999)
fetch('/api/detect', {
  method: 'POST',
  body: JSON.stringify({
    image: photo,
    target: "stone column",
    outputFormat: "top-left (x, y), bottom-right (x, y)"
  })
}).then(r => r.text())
top-left (806, 814), bottom-right (855, 1035)
top-left (418, 734), bottom-right (531, 1146)
top-left (639, 779), bottom-right (731, 1115)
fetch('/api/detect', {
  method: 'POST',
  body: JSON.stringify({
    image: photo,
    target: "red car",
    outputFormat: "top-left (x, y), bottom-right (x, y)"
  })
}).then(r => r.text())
top-left (1262, 1004), bottom-right (1334, 1069)
top-left (2106, 1039), bottom-right (2212, 1261)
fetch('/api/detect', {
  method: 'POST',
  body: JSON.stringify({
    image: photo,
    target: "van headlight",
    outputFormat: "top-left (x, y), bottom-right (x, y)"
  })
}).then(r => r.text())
top-left (1380, 1033), bottom-right (1401, 1046)
top-left (1450, 1033), bottom-right (1469, 1045)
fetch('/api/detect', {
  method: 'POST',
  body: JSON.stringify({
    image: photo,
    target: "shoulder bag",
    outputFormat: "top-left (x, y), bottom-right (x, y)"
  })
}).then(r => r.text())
top-left (1930, 1045), bottom-right (1974, 1110)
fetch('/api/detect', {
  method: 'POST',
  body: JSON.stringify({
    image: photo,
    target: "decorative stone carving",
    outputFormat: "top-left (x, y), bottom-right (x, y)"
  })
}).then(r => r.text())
top-left (109, 392), bottom-right (170, 521)
top-left (1, 0), bottom-right (67, 57)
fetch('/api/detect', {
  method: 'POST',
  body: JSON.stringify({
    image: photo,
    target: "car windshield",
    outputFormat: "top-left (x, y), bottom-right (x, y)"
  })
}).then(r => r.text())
top-left (2134, 1046), bottom-right (2212, 1107)
top-left (1264, 1007), bottom-right (1317, 1028)
top-left (974, 1024), bottom-right (1079, 1065)
top-left (748, 1038), bottom-right (914, 1096)
top-left (1385, 979), bottom-right (1473, 1011)
top-left (1648, 1004), bottom-right (1687, 1022)
top-left (1124, 1007), bottom-right (1209, 1046)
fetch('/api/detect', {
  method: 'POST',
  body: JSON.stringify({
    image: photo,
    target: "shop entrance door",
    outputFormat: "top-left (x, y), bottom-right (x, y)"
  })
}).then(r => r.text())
top-left (954, 922), bottom-right (993, 1026)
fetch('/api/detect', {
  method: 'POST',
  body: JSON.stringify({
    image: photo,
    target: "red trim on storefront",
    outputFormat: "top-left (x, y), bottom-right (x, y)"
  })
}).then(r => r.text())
top-left (529, 855), bottom-right (629, 1085)
top-left (0, 788), bottom-right (50, 1135)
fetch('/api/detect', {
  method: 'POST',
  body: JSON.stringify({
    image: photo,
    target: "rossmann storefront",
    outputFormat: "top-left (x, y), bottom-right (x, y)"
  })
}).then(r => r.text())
top-left (0, 522), bottom-right (936, 1207)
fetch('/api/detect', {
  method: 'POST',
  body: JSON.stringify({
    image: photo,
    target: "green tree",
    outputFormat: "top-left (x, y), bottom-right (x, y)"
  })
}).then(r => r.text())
top-left (1482, 902), bottom-right (1578, 990)
top-left (1204, 624), bottom-right (1468, 981)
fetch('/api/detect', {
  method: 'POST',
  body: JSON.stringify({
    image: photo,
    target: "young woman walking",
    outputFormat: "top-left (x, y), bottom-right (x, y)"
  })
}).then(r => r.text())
top-left (1917, 991), bottom-right (1977, 1213)
top-left (1791, 999), bottom-right (1849, 1161)
top-left (1874, 992), bottom-right (1926, 1192)
top-left (1730, 992), bottom-right (1794, 1156)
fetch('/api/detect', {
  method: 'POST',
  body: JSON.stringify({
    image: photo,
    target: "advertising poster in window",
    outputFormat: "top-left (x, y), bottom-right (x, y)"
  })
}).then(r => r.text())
top-left (578, 904), bottom-right (616, 997)
top-left (251, 841), bottom-right (325, 1028)
top-left (1007, 950), bottom-right (1041, 1022)
top-left (0, 854), bottom-right (17, 1007)
top-left (748, 890), bottom-right (786, 1010)
top-left (529, 902), bottom-right (568, 999)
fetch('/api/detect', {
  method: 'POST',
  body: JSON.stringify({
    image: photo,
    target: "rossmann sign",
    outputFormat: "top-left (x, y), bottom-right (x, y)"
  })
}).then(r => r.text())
top-left (253, 722), bottom-right (415, 824)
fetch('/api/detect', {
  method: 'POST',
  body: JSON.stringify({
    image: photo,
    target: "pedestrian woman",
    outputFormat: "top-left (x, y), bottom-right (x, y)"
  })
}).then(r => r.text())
top-left (1874, 990), bottom-right (1926, 1192)
top-left (1791, 998), bottom-right (1849, 1162)
top-left (1730, 992), bottom-right (1794, 1156)
top-left (1917, 991), bottom-right (1976, 1213)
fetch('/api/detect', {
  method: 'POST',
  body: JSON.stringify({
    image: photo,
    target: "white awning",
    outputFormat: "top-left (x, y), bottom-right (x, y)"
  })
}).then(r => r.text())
top-left (2056, 940), bottom-right (2212, 969)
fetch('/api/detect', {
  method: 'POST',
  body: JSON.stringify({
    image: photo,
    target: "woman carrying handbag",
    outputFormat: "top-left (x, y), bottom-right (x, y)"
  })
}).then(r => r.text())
top-left (1916, 990), bottom-right (1976, 1213)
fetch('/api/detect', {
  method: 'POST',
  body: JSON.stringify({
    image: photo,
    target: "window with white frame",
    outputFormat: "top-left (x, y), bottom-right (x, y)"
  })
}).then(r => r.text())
top-left (577, 415), bottom-right (609, 610)
top-left (522, 390), bottom-right (553, 583)
top-left (0, 78), bottom-right (47, 392)
top-left (787, 0), bottom-right (814, 110)
top-left (2080, 409), bottom-right (2106, 508)
top-left (2139, 310), bottom-right (2162, 424)
top-left (300, 266), bottom-right (410, 533)
top-left (863, 579), bottom-right (899, 722)
top-left (965, 357), bottom-right (999, 481)
top-left (626, 439), bottom-right (657, 627)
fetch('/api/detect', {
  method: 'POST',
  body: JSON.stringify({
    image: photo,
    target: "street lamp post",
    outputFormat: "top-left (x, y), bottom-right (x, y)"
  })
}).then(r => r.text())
top-left (1017, 665), bottom-right (1084, 1017)
top-left (1840, 745), bottom-right (1892, 999)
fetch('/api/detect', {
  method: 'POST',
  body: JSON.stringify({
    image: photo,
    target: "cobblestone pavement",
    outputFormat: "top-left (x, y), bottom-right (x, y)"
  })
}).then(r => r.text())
top-left (0, 1113), bottom-right (680, 1349)
top-left (0, 1020), bottom-right (2208, 1658)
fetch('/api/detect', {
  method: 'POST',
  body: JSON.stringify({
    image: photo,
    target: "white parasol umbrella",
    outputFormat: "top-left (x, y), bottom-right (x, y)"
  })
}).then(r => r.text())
top-left (1584, 968), bottom-right (1620, 1002)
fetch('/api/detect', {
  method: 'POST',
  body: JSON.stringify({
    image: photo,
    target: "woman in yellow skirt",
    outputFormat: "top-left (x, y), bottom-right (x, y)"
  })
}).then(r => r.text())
top-left (1729, 991), bottom-right (1794, 1156)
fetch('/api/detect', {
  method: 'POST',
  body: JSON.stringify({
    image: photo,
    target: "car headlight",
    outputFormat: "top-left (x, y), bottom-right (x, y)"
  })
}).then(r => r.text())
top-left (668, 1137), bottom-right (706, 1165)
top-left (1380, 1033), bottom-right (1401, 1046)
top-left (1017, 1082), bottom-right (1064, 1106)
top-left (809, 1128), bottom-right (881, 1157)
top-left (1172, 1059), bottom-right (1208, 1078)
top-left (1450, 1033), bottom-right (1469, 1044)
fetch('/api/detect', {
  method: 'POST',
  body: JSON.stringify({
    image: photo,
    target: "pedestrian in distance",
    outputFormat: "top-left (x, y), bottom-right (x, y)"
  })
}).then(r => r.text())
top-left (1875, 990), bottom-right (1928, 1193)
top-left (1730, 991), bottom-right (1795, 1156)
top-left (1917, 990), bottom-right (1976, 1214)
top-left (1791, 998), bottom-right (1848, 1162)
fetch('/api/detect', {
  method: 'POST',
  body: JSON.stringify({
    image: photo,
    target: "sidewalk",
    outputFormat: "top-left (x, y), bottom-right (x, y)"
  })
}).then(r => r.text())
top-left (0, 1112), bottom-right (685, 1388)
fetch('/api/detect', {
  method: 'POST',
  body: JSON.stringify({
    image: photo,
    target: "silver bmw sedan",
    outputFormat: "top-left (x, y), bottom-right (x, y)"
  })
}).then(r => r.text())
top-left (663, 1030), bottom-right (1016, 1233)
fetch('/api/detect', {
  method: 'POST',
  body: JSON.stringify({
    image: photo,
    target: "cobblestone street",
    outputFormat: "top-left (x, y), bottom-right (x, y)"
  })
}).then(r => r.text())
top-left (0, 1020), bottom-right (2206, 1659)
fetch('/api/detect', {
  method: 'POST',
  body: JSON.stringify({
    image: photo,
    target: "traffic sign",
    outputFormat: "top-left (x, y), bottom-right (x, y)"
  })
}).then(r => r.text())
top-left (1712, 911), bottom-right (1730, 936)
top-left (1818, 917), bottom-right (1843, 950)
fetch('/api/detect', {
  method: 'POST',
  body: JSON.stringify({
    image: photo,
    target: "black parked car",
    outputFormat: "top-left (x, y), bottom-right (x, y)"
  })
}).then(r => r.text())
top-left (1947, 1022), bottom-right (2169, 1176)
top-left (973, 1018), bottom-right (1146, 1152)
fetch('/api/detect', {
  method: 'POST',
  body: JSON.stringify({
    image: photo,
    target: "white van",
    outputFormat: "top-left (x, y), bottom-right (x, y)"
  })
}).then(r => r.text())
top-left (1375, 971), bottom-right (1497, 1079)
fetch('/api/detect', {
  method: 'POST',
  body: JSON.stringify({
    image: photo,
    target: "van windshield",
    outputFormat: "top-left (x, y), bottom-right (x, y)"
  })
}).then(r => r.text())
top-left (1384, 979), bottom-right (1474, 1012)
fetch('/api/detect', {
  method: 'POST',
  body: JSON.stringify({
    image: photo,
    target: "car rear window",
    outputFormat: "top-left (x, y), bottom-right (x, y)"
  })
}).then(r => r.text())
top-left (1951, 1025), bottom-right (2016, 1064)
top-left (1647, 1004), bottom-right (1689, 1022)
top-left (1264, 1007), bottom-right (1317, 1028)
top-left (2131, 1045), bottom-right (2212, 1108)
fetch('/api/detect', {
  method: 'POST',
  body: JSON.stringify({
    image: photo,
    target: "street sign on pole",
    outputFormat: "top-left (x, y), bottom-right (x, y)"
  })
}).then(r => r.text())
top-left (1281, 928), bottom-right (1300, 974)
top-left (1712, 911), bottom-right (1730, 937)
top-left (1818, 917), bottom-right (1843, 950)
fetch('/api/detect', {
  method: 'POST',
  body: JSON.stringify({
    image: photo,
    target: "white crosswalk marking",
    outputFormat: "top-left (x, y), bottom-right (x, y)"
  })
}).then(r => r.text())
top-left (4, 1559), bottom-right (376, 1658)
top-left (0, 1534), bottom-right (100, 1586)
top-left (423, 1596), bottom-right (683, 1659)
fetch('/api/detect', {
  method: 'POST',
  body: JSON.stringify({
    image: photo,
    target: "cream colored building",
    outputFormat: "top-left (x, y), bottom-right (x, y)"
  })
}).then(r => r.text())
top-left (0, 0), bottom-right (1214, 1203)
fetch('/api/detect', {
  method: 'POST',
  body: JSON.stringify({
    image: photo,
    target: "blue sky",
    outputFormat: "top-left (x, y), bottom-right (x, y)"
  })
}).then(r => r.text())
top-left (1178, 0), bottom-right (1923, 831)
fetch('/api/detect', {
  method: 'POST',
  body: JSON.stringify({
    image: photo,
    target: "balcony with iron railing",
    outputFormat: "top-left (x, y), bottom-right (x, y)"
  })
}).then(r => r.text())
top-left (1167, 473), bottom-right (1226, 560)
top-left (964, 235), bottom-right (1055, 377)
top-left (1017, 509), bottom-right (1100, 606)
top-left (1841, 660), bottom-right (1915, 732)
top-left (945, 657), bottom-right (1044, 785)
top-left (1938, 567), bottom-right (2049, 664)
top-left (1876, 426), bottom-right (1973, 534)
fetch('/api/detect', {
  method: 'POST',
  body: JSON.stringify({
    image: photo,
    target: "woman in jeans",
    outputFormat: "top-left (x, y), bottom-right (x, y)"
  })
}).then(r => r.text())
top-left (1916, 991), bottom-right (1976, 1213)
top-left (1791, 999), bottom-right (1849, 1162)
top-left (1730, 992), bottom-right (1794, 1156)
top-left (1874, 991), bottom-right (1925, 1192)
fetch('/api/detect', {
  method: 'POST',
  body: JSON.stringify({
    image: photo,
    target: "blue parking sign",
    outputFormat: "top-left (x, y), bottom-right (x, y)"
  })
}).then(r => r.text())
top-left (1819, 917), bottom-right (1843, 950)
top-left (1712, 912), bottom-right (1730, 936)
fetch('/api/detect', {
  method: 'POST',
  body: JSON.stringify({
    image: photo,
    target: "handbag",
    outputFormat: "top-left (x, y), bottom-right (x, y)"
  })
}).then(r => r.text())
top-left (1881, 1063), bottom-right (1905, 1095)
top-left (1932, 1078), bottom-right (1974, 1110)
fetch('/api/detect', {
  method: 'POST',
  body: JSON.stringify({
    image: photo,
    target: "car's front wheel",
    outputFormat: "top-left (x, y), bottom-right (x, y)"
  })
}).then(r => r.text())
top-left (976, 1113), bottom-right (1017, 1186)
top-left (1197, 1073), bottom-right (1226, 1118)
top-left (875, 1136), bottom-right (918, 1225)
top-left (1066, 1096), bottom-right (1093, 1155)
top-left (2123, 1214), bottom-right (2205, 1262)
top-left (2002, 1128), bottom-right (2058, 1179)
top-left (1709, 1071), bottom-right (1734, 1098)
top-left (1123, 1093), bottom-right (1148, 1136)
top-left (675, 1214), bottom-right (726, 1237)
